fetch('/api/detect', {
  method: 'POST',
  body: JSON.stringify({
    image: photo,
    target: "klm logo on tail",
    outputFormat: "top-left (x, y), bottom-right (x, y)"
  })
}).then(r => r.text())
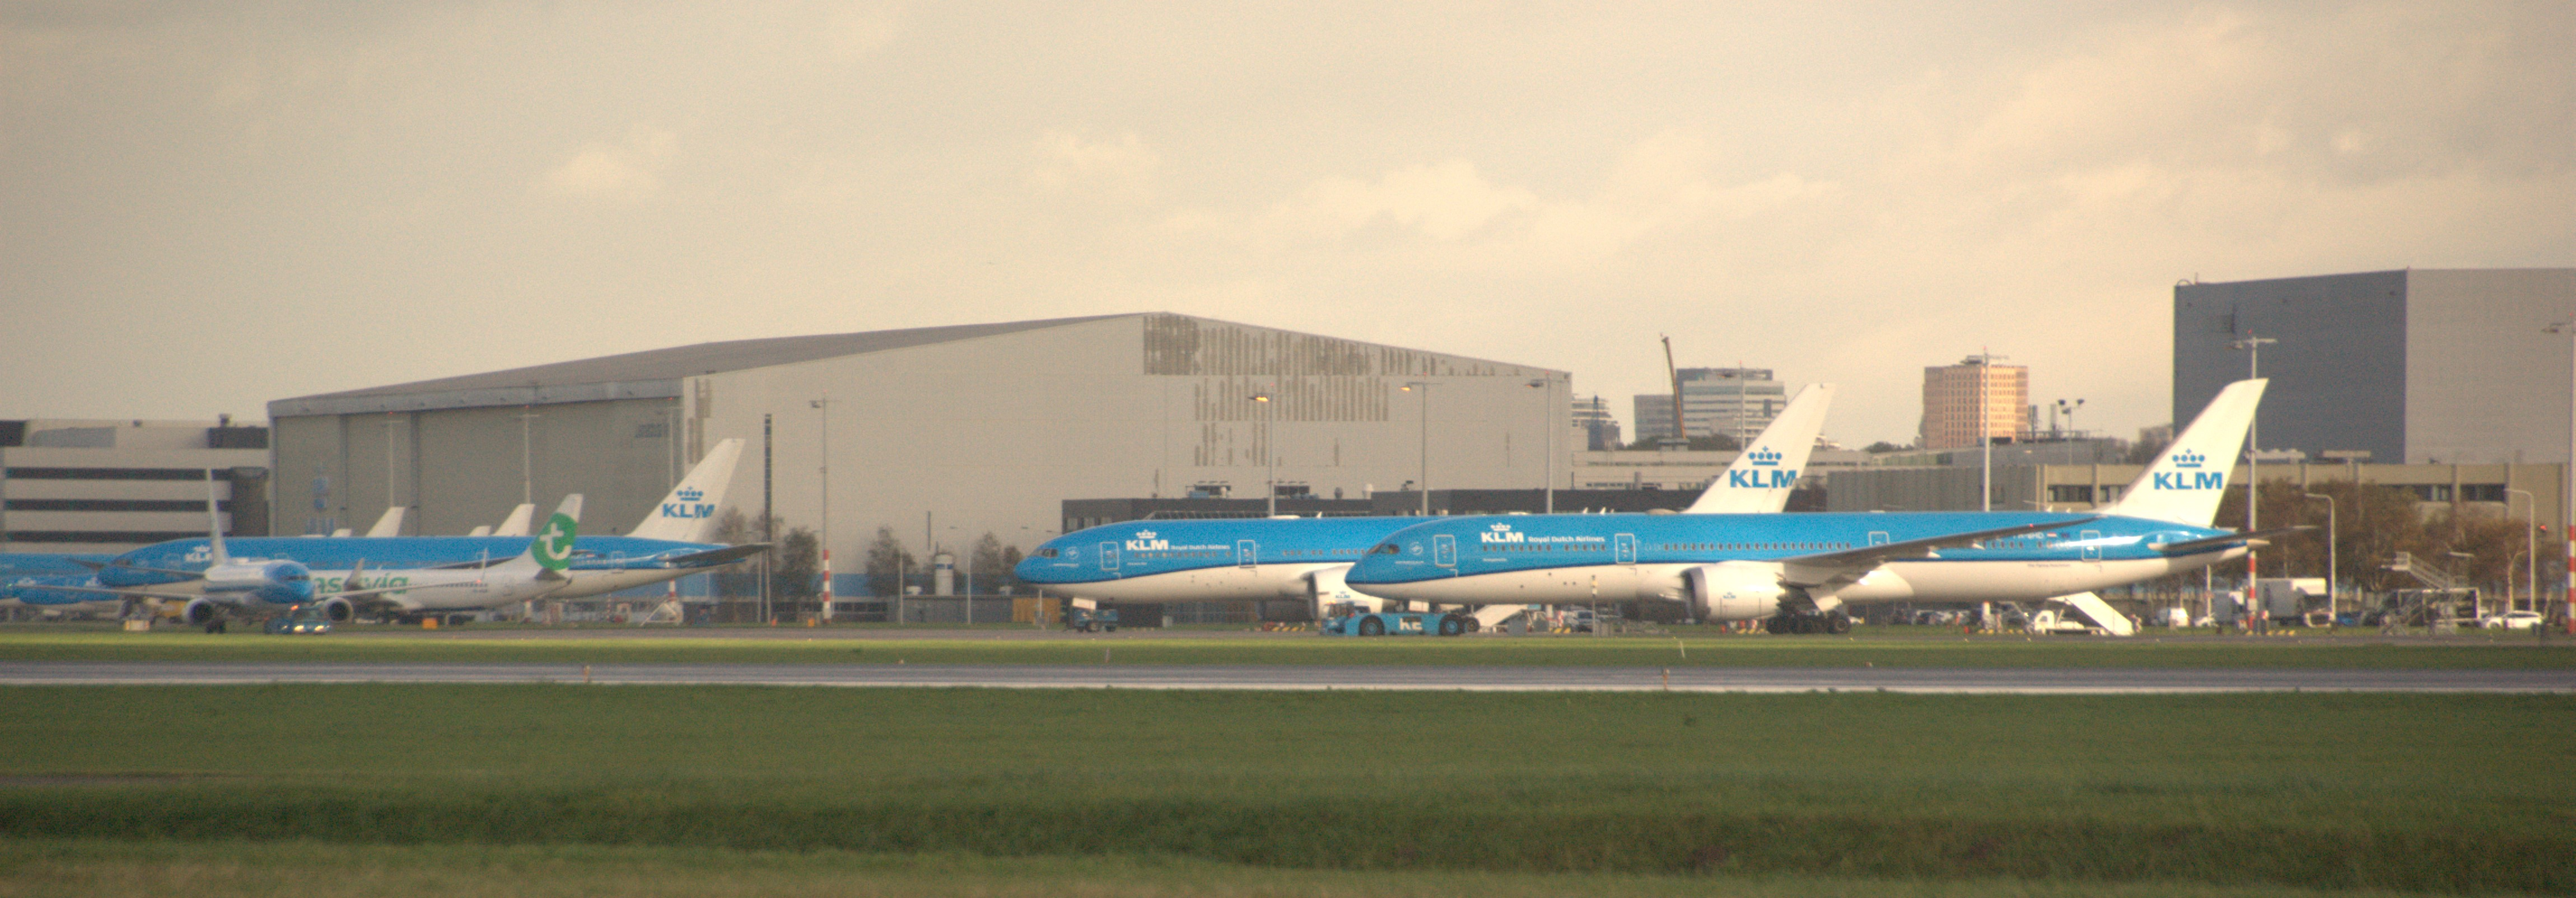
top-left (660, 487), bottom-right (716, 521)
top-left (2152, 450), bottom-right (2228, 490)
top-left (1727, 447), bottom-right (1798, 489)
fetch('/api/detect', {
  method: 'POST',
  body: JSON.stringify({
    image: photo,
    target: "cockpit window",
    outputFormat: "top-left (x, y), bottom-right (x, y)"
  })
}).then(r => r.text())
top-left (1035, 548), bottom-right (1060, 559)
top-left (1369, 542), bottom-right (1400, 555)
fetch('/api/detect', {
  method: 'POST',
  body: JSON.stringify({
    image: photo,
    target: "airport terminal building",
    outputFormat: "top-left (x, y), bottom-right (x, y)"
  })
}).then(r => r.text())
top-left (267, 314), bottom-right (1570, 586)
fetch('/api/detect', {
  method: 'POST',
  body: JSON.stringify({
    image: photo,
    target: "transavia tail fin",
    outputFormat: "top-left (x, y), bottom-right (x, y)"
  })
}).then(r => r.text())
top-left (628, 438), bottom-right (743, 542)
top-left (491, 504), bottom-right (536, 537)
top-left (496, 494), bottom-right (582, 578)
top-left (2107, 378), bottom-right (2268, 526)
top-left (1686, 384), bottom-right (1834, 515)
top-left (365, 506), bottom-right (407, 538)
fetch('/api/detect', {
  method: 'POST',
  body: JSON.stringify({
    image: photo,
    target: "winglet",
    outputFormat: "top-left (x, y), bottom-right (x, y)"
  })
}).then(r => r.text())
top-left (628, 438), bottom-right (743, 542)
top-left (2107, 379), bottom-right (2268, 526)
top-left (1685, 384), bottom-right (1834, 515)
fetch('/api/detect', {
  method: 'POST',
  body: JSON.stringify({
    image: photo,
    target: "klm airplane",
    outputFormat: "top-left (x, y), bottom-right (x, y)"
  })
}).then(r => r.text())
top-left (1345, 380), bottom-right (2288, 635)
top-left (1017, 385), bottom-right (1837, 612)
top-left (90, 439), bottom-right (760, 622)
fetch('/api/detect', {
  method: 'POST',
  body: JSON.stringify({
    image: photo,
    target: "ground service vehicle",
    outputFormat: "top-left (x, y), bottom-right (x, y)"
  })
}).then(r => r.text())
top-left (1068, 606), bottom-right (1118, 633)
top-left (1319, 604), bottom-right (1469, 637)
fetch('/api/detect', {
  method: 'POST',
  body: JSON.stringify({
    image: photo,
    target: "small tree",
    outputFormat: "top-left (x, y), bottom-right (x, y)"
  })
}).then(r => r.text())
top-left (708, 508), bottom-right (780, 599)
top-left (969, 532), bottom-right (1010, 596)
top-left (865, 526), bottom-right (917, 598)
top-left (774, 527), bottom-right (820, 610)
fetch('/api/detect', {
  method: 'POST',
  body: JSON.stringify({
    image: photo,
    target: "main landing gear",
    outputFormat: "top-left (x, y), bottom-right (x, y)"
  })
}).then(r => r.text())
top-left (1763, 610), bottom-right (1851, 635)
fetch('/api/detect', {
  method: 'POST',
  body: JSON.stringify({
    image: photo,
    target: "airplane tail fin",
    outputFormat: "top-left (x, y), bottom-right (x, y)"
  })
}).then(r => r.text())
top-left (1684, 384), bottom-right (1835, 515)
top-left (365, 506), bottom-right (407, 538)
top-left (628, 438), bottom-right (744, 542)
top-left (495, 495), bottom-right (583, 578)
top-left (204, 473), bottom-right (231, 567)
top-left (466, 525), bottom-right (492, 537)
top-left (2106, 379), bottom-right (2269, 526)
top-left (491, 504), bottom-right (536, 537)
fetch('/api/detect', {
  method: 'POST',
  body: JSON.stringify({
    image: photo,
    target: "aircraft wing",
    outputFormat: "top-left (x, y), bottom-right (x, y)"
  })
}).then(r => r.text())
top-left (1777, 517), bottom-right (2103, 588)
top-left (664, 544), bottom-right (770, 568)
top-left (2149, 526), bottom-right (2314, 556)
top-left (18, 582), bottom-right (205, 602)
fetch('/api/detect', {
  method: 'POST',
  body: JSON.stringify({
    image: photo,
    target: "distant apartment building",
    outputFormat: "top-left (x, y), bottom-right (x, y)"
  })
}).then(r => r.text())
top-left (1919, 357), bottom-right (2029, 450)
top-left (1571, 396), bottom-right (1622, 451)
top-left (1631, 368), bottom-right (1788, 445)
top-left (0, 418), bottom-right (270, 553)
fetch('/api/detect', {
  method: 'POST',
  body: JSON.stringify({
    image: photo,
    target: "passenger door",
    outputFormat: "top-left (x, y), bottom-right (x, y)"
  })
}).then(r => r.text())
top-left (1432, 534), bottom-right (1456, 568)
top-left (1613, 533), bottom-right (1637, 565)
top-left (1237, 540), bottom-right (1258, 569)
top-left (1098, 542), bottom-right (1119, 573)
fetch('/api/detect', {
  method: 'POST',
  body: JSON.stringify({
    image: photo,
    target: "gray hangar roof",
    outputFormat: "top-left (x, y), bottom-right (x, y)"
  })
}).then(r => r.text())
top-left (269, 315), bottom-right (1130, 417)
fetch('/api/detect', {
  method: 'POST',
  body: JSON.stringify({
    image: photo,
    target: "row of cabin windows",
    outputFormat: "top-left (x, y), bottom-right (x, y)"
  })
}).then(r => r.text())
top-left (1658, 542), bottom-right (1852, 551)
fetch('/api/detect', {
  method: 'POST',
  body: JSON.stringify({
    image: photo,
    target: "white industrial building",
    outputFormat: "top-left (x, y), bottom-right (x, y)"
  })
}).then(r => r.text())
top-left (0, 418), bottom-right (270, 553)
top-left (267, 314), bottom-right (1569, 590)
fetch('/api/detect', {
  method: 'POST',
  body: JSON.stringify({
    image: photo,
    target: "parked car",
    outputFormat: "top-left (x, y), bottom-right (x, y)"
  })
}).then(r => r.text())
top-left (2481, 611), bottom-right (2545, 630)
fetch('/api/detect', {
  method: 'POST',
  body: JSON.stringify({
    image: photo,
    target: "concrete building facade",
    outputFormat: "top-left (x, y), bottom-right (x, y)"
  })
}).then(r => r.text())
top-left (2174, 268), bottom-right (2576, 465)
top-left (1632, 368), bottom-right (1787, 445)
top-left (268, 315), bottom-right (1568, 584)
top-left (0, 418), bottom-right (270, 553)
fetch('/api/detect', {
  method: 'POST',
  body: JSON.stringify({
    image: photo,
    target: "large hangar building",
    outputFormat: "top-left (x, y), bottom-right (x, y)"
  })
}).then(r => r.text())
top-left (268, 314), bottom-right (1570, 581)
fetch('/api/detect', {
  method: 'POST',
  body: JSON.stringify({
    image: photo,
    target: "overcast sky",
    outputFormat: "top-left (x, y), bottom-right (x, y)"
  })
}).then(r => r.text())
top-left (4, 1), bottom-right (2569, 446)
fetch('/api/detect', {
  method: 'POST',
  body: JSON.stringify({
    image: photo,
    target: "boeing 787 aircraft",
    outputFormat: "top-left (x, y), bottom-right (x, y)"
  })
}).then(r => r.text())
top-left (1345, 380), bottom-right (2290, 635)
top-left (1018, 385), bottom-right (1837, 619)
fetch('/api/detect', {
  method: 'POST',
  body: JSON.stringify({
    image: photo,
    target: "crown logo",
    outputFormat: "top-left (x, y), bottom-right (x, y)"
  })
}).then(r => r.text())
top-left (1133, 529), bottom-right (1158, 540)
top-left (1488, 523), bottom-right (1514, 531)
top-left (2173, 450), bottom-right (2205, 469)
top-left (676, 488), bottom-right (703, 502)
top-left (1748, 447), bottom-right (1783, 466)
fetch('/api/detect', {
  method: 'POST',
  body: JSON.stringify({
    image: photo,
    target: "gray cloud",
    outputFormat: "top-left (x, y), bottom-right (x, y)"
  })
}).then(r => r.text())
top-left (3, 1), bottom-right (2568, 447)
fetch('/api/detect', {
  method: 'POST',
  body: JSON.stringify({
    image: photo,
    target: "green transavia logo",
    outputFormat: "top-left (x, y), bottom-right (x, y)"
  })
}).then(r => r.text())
top-left (535, 513), bottom-right (577, 571)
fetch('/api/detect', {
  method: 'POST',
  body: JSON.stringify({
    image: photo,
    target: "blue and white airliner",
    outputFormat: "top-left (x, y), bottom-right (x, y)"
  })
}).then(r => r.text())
top-left (80, 439), bottom-right (760, 623)
top-left (1344, 380), bottom-right (2287, 635)
top-left (1017, 385), bottom-right (1838, 614)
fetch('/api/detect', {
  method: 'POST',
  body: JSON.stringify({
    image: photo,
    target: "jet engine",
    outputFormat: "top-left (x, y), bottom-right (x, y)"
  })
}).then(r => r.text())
top-left (1684, 562), bottom-right (1789, 622)
top-left (318, 596), bottom-right (356, 623)
top-left (180, 597), bottom-right (222, 626)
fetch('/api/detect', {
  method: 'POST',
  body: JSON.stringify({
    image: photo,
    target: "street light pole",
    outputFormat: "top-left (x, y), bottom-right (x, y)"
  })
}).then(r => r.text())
top-left (1402, 382), bottom-right (1434, 516)
top-left (2231, 333), bottom-right (2276, 592)
top-left (2508, 488), bottom-right (2537, 612)
top-left (810, 397), bottom-right (831, 623)
top-left (1253, 389), bottom-right (1275, 517)
top-left (1966, 351), bottom-right (2008, 512)
top-left (1528, 378), bottom-right (1555, 513)
top-left (2552, 321), bottom-right (2576, 632)
top-left (2303, 492), bottom-right (2335, 623)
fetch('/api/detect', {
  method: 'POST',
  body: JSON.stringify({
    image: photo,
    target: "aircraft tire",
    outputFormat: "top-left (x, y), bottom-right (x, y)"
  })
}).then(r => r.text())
top-left (1826, 612), bottom-right (1852, 635)
top-left (1437, 616), bottom-right (1464, 637)
top-left (1795, 615), bottom-right (1822, 635)
top-left (1763, 616), bottom-right (1788, 635)
top-left (1460, 616), bottom-right (1482, 633)
top-left (1359, 617), bottom-right (1385, 637)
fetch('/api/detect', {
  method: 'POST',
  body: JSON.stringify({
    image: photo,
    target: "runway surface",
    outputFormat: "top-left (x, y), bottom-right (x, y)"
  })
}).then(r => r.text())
top-left (3, 661), bottom-right (2569, 693)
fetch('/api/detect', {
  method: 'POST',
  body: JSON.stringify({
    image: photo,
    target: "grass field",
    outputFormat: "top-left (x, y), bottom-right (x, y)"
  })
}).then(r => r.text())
top-left (3, 626), bottom-right (2573, 668)
top-left (3, 685), bottom-right (2569, 895)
